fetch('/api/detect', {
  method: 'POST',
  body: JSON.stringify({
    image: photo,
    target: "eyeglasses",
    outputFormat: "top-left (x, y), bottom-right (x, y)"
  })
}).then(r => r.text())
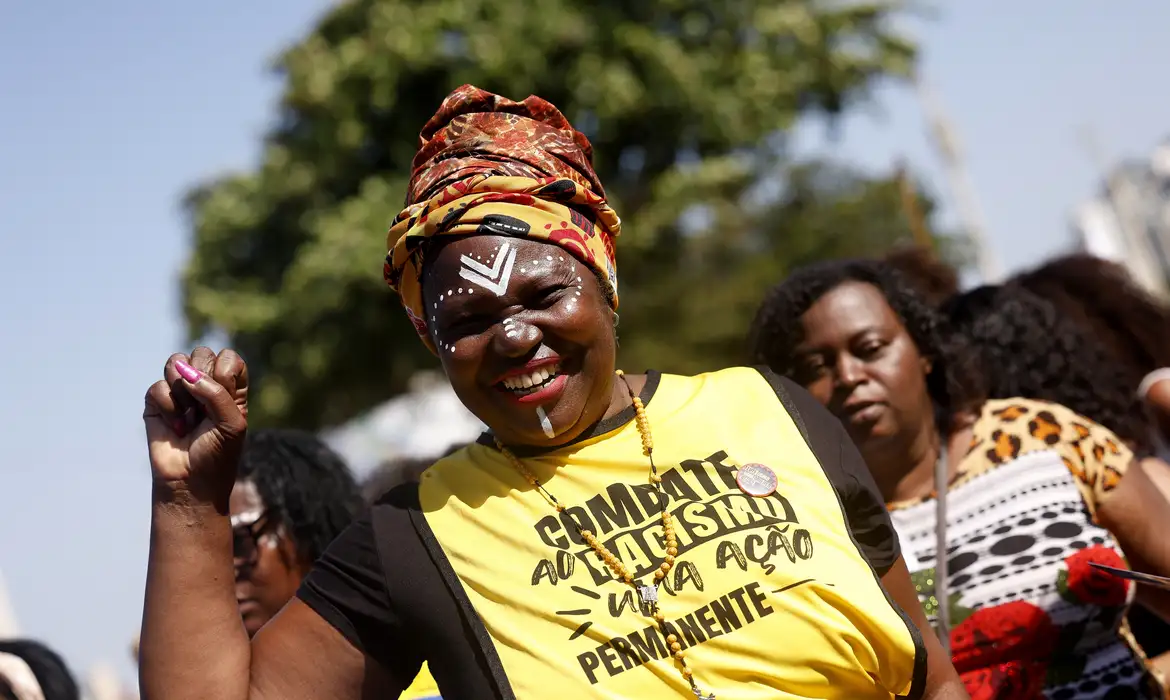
top-left (231, 509), bottom-right (275, 568)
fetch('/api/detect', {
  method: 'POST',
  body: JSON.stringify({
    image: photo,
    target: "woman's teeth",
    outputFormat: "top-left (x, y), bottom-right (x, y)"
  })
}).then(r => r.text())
top-left (501, 364), bottom-right (560, 394)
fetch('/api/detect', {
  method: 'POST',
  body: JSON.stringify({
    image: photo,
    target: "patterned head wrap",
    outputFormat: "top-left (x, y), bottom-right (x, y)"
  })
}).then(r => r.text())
top-left (384, 85), bottom-right (621, 353)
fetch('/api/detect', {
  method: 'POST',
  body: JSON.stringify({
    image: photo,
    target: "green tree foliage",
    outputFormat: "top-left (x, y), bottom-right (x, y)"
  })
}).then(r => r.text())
top-left (617, 156), bottom-right (956, 374)
top-left (183, 0), bottom-right (939, 429)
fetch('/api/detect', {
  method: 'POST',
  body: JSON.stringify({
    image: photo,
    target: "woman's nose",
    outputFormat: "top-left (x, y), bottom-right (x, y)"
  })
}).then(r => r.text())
top-left (494, 315), bottom-right (543, 357)
top-left (834, 354), bottom-right (867, 388)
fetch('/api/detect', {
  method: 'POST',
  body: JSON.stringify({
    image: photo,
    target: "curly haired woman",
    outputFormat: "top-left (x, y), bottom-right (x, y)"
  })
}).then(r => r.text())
top-left (945, 283), bottom-right (1170, 680)
top-left (751, 259), bottom-right (1170, 699)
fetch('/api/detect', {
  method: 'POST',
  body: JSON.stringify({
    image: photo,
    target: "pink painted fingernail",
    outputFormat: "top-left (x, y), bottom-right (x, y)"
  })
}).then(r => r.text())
top-left (174, 360), bottom-right (203, 384)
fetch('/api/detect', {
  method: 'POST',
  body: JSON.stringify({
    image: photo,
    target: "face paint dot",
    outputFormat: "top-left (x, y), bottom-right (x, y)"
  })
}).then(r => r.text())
top-left (468, 289), bottom-right (473, 293)
top-left (559, 256), bottom-right (565, 261)
top-left (439, 294), bottom-right (444, 301)
top-left (546, 255), bottom-right (553, 261)
top-left (576, 276), bottom-right (582, 282)
top-left (458, 288), bottom-right (463, 294)
top-left (575, 291), bottom-right (581, 296)
top-left (520, 268), bottom-right (526, 273)
top-left (448, 289), bottom-right (453, 296)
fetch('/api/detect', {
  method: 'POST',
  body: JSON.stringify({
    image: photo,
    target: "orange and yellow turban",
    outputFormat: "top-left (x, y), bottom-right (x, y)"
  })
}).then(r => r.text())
top-left (384, 85), bottom-right (620, 353)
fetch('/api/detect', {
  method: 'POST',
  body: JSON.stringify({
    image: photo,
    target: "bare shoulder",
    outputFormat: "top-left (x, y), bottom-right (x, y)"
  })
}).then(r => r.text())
top-left (1144, 374), bottom-right (1170, 412)
top-left (249, 598), bottom-right (400, 700)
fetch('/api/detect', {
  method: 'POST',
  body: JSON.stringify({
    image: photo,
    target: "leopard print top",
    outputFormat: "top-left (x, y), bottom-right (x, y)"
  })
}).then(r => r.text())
top-left (889, 398), bottom-right (1162, 699)
top-left (954, 398), bottom-right (1126, 519)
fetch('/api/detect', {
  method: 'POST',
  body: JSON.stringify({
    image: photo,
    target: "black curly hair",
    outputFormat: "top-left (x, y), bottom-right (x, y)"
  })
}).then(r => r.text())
top-left (748, 258), bottom-right (984, 430)
top-left (0, 639), bottom-right (78, 700)
top-left (1012, 253), bottom-right (1170, 388)
top-left (237, 429), bottom-right (363, 566)
top-left (881, 244), bottom-right (959, 308)
top-left (943, 284), bottom-right (1151, 452)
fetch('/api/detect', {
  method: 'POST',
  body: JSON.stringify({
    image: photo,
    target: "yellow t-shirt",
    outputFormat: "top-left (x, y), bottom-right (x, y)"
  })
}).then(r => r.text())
top-left (401, 661), bottom-right (441, 699)
top-left (418, 368), bottom-right (923, 699)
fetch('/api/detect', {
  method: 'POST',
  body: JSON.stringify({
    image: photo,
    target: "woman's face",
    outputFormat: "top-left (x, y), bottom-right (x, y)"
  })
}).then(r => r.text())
top-left (792, 281), bottom-right (934, 452)
top-left (229, 480), bottom-right (306, 637)
top-left (422, 234), bottom-right (617, 446)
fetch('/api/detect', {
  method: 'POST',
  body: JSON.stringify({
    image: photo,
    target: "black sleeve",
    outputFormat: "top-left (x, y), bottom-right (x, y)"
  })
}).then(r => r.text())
top-left (756, 368), bottom-right (902, 576)
top-left (297, 506), bottom-right (416, 677)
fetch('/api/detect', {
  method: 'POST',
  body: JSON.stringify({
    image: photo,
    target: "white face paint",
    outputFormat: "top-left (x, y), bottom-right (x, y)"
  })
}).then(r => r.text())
top-left (435, 241), bottom-right (589, 357)
top-left (536, 405), bottom-right (555, 438)
top-left (459, 241), bottom-right (516, 296)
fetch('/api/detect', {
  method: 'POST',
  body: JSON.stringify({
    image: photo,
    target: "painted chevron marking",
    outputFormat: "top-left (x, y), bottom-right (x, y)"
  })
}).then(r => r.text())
top-left (459, 242), bottom-right (516, 296)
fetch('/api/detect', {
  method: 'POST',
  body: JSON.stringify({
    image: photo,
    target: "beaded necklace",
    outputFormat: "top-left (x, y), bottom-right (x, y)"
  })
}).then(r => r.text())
top-left (494, 370), bottom-right (716, 700)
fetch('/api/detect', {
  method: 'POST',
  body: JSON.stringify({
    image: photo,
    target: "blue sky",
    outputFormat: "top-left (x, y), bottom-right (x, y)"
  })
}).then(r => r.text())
top-left (1, 0), bottom-right (1167, 689)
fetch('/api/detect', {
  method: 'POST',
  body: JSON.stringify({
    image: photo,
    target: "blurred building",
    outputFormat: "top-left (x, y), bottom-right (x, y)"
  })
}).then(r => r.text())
top-left (1072, 139), bottom-right (1170, 298)
top-left (323, 371), bottom-right (485, 479)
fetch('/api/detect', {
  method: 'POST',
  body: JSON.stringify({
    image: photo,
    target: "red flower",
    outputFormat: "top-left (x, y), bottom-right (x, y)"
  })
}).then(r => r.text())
top-left (950, 601), bottom-right (1057, 673)
top-left (959, 660), bottom-right (1047, 700)
top-left (1064, 545), bottom-right (1130, 607)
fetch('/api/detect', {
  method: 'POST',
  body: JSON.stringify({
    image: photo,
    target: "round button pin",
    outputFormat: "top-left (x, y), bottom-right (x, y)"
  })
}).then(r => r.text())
top-left (736, 463), bottom-right (778, 498)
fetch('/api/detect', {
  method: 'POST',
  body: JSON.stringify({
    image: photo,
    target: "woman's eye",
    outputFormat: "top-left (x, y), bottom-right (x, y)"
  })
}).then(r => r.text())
top-left (535, 285), bottom-right (567, 308)
top-left (796, 357), bottom-right (826, 379)
top-left (447, 316), bottom-right (492, 335)
top-left (856, 340), bottom-right (886, 357)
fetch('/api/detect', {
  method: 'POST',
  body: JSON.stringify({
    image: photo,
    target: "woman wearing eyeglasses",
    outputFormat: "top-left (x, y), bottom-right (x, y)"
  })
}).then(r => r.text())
top-left (227, 429), bottom-right (363, 636)
top-left (228, 429), bottom-right (445, 699)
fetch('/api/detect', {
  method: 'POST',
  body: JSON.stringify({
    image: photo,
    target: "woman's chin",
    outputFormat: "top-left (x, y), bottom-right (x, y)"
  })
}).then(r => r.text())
top-left (489, 412), bottom-right (576, 448)
top-left (480, 376), bottom-right (595, 446)
top-left (846, 415), bottom-right (899, 450)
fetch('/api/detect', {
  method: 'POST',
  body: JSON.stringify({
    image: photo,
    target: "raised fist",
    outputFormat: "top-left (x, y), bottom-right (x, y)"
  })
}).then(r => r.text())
top-left (142, 347), bottom-right (248, 502)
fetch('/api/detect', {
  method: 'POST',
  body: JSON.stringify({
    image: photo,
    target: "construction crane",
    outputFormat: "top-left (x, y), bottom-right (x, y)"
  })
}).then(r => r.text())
top-left (915, 74), bottom-right (1003, 284)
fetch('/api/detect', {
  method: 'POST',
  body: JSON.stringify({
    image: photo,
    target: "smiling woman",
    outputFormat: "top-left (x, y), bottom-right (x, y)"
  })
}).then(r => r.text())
top-left (137, 86), bottom-right (966, 700)
top-left (416, 234), bottom-right (618, 446)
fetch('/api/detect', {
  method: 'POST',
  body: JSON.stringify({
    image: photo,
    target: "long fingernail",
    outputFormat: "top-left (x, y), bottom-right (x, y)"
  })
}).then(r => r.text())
top-left (174, 360), bottom-right (203, 384)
